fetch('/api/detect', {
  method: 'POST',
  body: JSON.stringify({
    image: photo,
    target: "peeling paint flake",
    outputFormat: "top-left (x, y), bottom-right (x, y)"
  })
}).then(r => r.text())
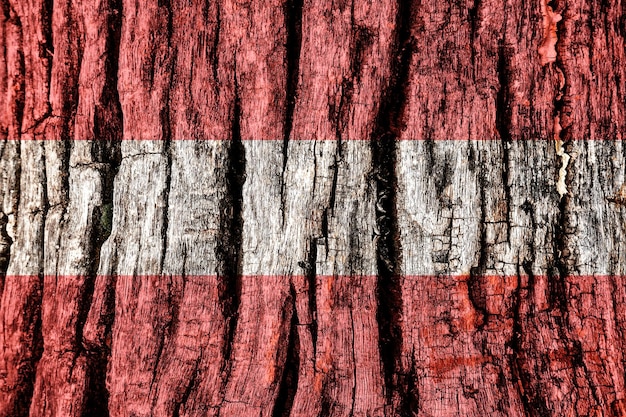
top-left (538, 1), bottom-right (562, 66)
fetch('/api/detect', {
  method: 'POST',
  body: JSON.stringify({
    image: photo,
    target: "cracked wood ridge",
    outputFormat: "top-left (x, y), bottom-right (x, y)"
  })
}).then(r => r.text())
top-left (1, 0), bottom-right (626, 416)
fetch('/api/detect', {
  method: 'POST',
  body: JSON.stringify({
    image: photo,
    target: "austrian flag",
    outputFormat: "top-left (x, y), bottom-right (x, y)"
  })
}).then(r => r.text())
top-left (0, 0), bottom-right (625, 417)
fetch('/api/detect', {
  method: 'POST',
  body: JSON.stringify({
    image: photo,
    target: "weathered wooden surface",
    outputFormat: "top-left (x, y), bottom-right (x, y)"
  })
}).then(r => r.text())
top-left (1, 0), bottom-right (626, 416)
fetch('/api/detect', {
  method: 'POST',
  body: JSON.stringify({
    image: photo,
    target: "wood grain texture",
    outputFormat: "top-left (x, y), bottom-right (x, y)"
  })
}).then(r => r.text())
top-left (1, 1), bottom-right (626, 416)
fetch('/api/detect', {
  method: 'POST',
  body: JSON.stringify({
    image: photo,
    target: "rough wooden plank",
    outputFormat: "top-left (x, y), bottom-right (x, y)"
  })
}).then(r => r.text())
top-left (283, 2), bottom-right (395, 415)
top-left (394, 1), bottom-right (626, 416)
top-left (552, 1), bottom-right (626, 413)
top-left (218, 1), bottom-right (396, 416)
top-left (80, 1), bottom-right (239, 416)
top-left (217, 0), bottom-right (291, 414)
top-left (0, 0), bottom-right (50, 414)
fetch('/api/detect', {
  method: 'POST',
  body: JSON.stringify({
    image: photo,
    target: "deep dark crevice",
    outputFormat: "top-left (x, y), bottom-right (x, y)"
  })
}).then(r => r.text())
top-left (321, 209), bottom-right (329, 252)
top-left (320, 378), bottom-right (334, 417)
top-left (329, 1), bottom-right (358, 146)
top-left (173, 357), bottom-right (200, 417)
top-left (14, 48), bottom-right (25, 136)
top-left (89, 0), bottom-right (124, 254)
top-left (315, 135), bottom-right (342, 260)
top-left (272, 284), bottom-right (300, 417)
top-left (396, 357), bottom-right (420, 415)
top-left (80, 0), bottom-right (124, 415)
top-left (6, 140), bottom-right (21, 282)
top-left (468, 164), bottom-right (489, 329)
top-left (298, 237), bottom-right (318, 350)
top-left (550, 2), bottom-right (571, 315)
top-left (83, 350), bottom-right (112, 417)
top-left (0, 211), bottom-right (12, 285)
top-left (328, 149), bottom-right (340, 213)
top-left (158, 0), bottom-right (175, 276)
top-left (571, 338), bottom-right (602, 410)
top-left (432, 155), bottom-right (454, 197)
top-left (370, 0), bottom-right (413, 409)
top-left (14, 279), bottom-right (45, 417)
top-left (158, 121), bottom-right (173, 275)
top-left (347, 205), bottom-right (364, 275)
top-left (41, 0), bottom-right (54, 100)
top-left (0, 2), bottom-right (8, 29)
top-left (68, 5), bottom-right (84, 123)
top-left (280, 0), bottom-right (302, 224)
top-left (82, 282), bottom-right (115, 417)
top-left (372, 115), bottom-right (404, 411)
top-left (50, 149), bottom-right (71, 279)
top-left (507, 208), bottom-right (552, 417)
top-left (495, 41), bottom-right (513, 242)
top-left (468, 0), bottom-right (481, 75)
top-left (537, 5), bottom-right (586, 403)
top-left (217, 65), bottom-right (246, 380)
top-left (550, 197), bottom-right (569, 313)
top-left (539, 12), bottom-right (584, 404)
top-left (509, 263), bottom-right (538, 417)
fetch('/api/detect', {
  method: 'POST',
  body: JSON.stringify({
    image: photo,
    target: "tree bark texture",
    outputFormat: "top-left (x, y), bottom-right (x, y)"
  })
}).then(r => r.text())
top-left (1, 0), bottom-right (626, 416)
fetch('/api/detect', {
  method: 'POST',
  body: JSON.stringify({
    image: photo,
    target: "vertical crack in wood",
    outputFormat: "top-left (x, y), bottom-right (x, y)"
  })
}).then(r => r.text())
top-left (271, 283), bottom-right (299, 417)
top-left (280, 0), bottom-right (302, 226)
top-left (0, 213), bottom-right (11, 290)
top-left (467, 36), bottom-right (518, 331)
top-left (551, 0), bottom-right (574, 302)
top-left (80, 0), bottom-right (123, 414)
top-left (217, 64), bottom-right (246, 385)
top-left (468, 165), bottom-right (489, 329)
top-left (509, 200), bottom-right (544, 415)
top-left (21, 277), bottom-right (44, 417)
top-left (510, 263), bottom-right (545, 417)
top-left (370, 0), bottom-right (413, 412)
top-left (495, 41), bottom-right (513, 243)
top-left (547, 6), bottom-right (596, 389)
top-left (172, 353), bottom-right (200, 417)
top-left (297, 237), bottom-right (318, 351)
top-left (40, 0), bottom-right (53, 95)
top-left (139, 3), bottom-right (179, 400)
top-left (88, 0), bottom-right (123, 269)
top-left (468, 0), bottom-right (481, 76)
top-left (541, 0), bottom-right (570, 200)
top-left (158, 0), bottom-right (174, 276)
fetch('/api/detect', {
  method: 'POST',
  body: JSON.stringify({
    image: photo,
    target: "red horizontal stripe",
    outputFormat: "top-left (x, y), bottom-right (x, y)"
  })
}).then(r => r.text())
top-left (2, 274), bottom-right (620, 279)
